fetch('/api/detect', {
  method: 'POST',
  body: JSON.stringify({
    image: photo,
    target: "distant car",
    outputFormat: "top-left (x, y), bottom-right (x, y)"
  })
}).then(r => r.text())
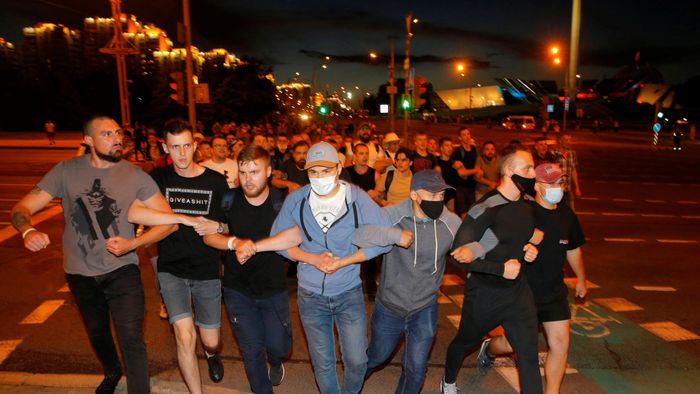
top-left (502, 115), bottom-right (536, 131)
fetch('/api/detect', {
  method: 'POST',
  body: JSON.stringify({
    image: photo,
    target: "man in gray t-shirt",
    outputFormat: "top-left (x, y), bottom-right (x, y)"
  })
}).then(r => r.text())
top-left (11, 116), bottom-right (177, 394)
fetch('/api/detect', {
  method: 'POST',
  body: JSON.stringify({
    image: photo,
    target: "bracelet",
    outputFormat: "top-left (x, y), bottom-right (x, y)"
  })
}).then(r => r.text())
top-left (22, 228), bottom-right (37, 239)
top-left (227, 236), bottom-right (237, 251)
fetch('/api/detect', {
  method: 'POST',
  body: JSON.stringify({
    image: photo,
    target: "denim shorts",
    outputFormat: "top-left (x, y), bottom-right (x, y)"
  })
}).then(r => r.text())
top-left (157, 272), bottom-right (221, 329)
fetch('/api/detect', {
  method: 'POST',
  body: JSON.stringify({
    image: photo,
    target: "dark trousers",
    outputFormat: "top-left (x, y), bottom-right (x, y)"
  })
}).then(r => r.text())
top-left (66, 264), bottom-right (149, 394)
top-left (444, 279), bottom-right (542, 393)
top-left (224, 287), bottom-right (292, 394)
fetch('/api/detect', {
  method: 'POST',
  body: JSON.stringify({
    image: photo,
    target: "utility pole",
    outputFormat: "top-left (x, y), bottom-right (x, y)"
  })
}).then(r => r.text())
top-left (182, 0), bottom-right (197, 129)
top-left (100, 0), bottom-right (138, 126)
top-left (388, 39), bottom-right (396, 133)
top-left (403, 13), bottom-right (413, 143)
top-left (568, 0), bottom-right (581, 104)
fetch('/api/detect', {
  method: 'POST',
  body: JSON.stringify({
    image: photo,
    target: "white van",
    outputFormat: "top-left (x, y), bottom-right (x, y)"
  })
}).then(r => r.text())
top-left (502, 115), bottom-right (536, 130)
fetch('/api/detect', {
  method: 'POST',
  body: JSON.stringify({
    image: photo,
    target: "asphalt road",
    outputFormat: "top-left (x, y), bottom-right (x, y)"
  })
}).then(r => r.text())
top-left (0, 128), bottom-right (699, 393)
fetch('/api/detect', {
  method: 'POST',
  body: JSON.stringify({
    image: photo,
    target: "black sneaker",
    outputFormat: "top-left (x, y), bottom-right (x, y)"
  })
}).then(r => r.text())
top-left (96, 371), bottom-right (122, 394)
top-left (269, 363), bottom-right (285, 386)
top-left (476, 338), bottom-right (494, 375)
top-left (206, 354), bottom-right (224, 382)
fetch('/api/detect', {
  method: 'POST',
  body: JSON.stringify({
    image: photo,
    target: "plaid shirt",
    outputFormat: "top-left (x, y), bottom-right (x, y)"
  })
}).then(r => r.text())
top-left (555, 147), bottom-right (577, 191)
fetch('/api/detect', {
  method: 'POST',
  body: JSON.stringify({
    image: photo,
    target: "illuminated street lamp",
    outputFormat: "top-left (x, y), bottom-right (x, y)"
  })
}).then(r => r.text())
top-left (369, 52), bottom-right (378, 59)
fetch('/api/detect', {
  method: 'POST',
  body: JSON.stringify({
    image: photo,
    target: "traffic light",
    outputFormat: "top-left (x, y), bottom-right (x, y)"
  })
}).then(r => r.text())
top-left (416, 81), bottom-right (429, 108)
top-left (317, 103), bottom-right (329, 116)
top-left (168, 72), bottom-right (185, 105)
top-left (401, 95), bottom-right (411, 110)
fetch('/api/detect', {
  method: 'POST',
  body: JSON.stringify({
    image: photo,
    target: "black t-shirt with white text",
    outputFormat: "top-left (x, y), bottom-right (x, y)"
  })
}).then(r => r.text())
top-left (223, 190), bottom-right (287, 298)
top-left (150, 166), bottom-right (228, 280)
top-left (524, 202), bottom-right (585, 303)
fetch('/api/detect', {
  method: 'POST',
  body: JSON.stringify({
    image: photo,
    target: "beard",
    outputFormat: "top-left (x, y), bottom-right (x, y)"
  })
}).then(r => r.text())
top-left (358, 134), bottom-right (371, 143)
top-left (242, 182), bottom-right (267, 198)
top-left (96, 148), bottom-right (123, 163)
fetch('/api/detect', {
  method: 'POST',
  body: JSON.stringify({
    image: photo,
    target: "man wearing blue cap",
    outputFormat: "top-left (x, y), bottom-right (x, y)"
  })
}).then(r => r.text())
top-left (353, 170), bottom-right (462, 393)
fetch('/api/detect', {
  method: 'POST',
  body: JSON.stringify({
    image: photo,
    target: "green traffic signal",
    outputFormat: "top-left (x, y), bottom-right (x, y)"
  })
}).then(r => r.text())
top-left (401, 96), bottom-right (411, 110)
top-left (317, 103), bottom-right (329, 115)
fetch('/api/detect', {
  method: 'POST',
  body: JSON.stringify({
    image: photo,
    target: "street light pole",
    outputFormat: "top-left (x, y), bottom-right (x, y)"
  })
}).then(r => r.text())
top-left (182, 0), bottom-right (196, 129)
top-left (389, 39), bottom-right (396, 133)
top-left (403, 13), bottom-right (413, 143)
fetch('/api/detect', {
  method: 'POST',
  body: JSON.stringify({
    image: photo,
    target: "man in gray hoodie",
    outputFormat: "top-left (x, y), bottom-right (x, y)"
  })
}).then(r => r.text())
top-left (353, 170), bottom-right (462, 394)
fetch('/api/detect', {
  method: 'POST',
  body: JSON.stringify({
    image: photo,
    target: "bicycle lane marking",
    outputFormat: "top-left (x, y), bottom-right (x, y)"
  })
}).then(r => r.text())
top-left (568, 300), bottom-right (700, 393)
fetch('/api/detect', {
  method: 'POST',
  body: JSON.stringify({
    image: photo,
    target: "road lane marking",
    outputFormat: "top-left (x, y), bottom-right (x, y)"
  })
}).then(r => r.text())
top-left (579, 197), bottom-right (599, 201)
top-left (447, 294), bottom-right (464, 307)
top-left (0, 205), bottom-right (62, 243)
top-left (612, 198), bottom-right (633, 202)
top-left (640, 214), bottom-right (675, 218)
top-left (604, 238), bottom-right (644, 242)
top-left (645, 199), bottom-right (665, 203)
top-left (441, 274), bottom-right (465, 285)
top-left (0, 339), bottom-right (22, 364)
top-left (601, 212), bottom-right (635, 217)
top-left (575, 211), bottom-right (595, 215)
top-left (58, 283), bottom-right (70, 293)
top-left (564, 278), bottom-right (600, 289)
top-left (640, 321), bottom-right (700, 342)
top-left (641, 182), bottom-right (655, 185)
top-left (682, 215), bottom-right (700, 220)
top-left (0, 221), bottom-right (9, 225)
top-left (678, 200), bottom-right (699, 204)
top-left (634, 285), bottom-right (676, 292)
top-left (20, 300), bottom-right (65, 324)
top-left (594, 297), bottom-right (643, 312)
top-left (446, 315), bottom-right (461, 328)
top-left (657, 239), bottom-right (699, 244)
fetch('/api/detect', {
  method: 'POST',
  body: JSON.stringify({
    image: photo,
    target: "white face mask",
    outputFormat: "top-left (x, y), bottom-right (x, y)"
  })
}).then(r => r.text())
top-left (310, 175), bottom-right (337, 196)
top-left (543, 187), bottom-right (564, 204)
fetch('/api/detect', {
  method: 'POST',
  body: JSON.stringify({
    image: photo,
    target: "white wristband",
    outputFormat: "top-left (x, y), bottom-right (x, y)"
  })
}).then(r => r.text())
top-left (227, 236), bottom-right (237, 251)
top-left (22, 228), bottom-right (37, 239)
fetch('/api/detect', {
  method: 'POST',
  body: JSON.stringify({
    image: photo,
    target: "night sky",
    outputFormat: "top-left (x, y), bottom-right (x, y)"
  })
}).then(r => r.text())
top-left (3, 0), bottom-right (700, 93)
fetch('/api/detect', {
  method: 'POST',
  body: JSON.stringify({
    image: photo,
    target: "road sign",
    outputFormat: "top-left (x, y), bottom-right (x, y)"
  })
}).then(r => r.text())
top-left (547, 104), bottom-right (554, 113)
top-left (653, 122), bottom-right (661, 133)
top-left (386, 86), bottom-right (398, 94)
top-left (379, 104), bottom-right (389, 114)
top-left (194, 83), bottom-right (210, 104)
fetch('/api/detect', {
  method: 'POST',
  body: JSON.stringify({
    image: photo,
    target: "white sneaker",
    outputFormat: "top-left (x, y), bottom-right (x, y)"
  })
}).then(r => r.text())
top-left (441, 377), bottom-right (458, 394)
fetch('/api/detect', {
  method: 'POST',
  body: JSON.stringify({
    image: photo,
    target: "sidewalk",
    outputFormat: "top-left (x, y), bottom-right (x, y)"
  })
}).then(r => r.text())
top-left (0, 131), bottom-right (84, 150)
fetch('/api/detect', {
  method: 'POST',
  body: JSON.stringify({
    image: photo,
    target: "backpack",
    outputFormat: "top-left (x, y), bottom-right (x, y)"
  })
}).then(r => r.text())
top-left (384, 170), bottom-right (395, 193)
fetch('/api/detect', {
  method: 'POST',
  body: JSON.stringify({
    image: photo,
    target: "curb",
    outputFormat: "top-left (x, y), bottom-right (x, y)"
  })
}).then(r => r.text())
top-left (0, 372), bottom-right (250, 393)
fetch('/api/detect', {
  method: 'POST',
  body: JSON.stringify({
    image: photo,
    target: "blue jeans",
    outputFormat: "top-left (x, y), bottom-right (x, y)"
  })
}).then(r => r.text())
top-left (297, 285), bottom-right (368, 394)
top-left (366, 301), bottom-right (438, 394)
top-left (66, 264), bottom-right (149, 394)
top-left (223, 288), bottom-right (292, 394)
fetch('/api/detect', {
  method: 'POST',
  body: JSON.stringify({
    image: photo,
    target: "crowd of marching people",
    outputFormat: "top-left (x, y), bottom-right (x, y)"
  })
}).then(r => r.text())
top-left (12, 114), bottom-right (586, 394)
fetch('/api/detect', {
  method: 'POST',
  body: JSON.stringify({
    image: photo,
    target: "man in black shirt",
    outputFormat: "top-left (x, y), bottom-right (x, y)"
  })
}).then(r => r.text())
top-left (450, 127), bottom-right (481, 216)
top-left (149, 119), bottom-right (229, 392)
top-left (411, 132), bottom-right (438, 173)
top-left (441, 145), bottom-right (542, 394)
top-left (476, 163), bottom-right (586, 394)
top-left (274, 140), bottom-right (310, 192)
top-left (436, 137), bottom-right (458, 212)
top-left (204, 145), bottom-right (292, 393)
top-left (345, 143), bottom-right (377, 192)
top-left (532, 137), bottom-right (557, 167)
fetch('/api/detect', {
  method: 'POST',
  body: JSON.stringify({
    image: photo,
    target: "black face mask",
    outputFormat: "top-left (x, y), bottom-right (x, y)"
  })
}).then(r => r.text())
top-left (511, 174), bottom-right (536, 196)
top-left (420, 200), bottom-right (444, 220)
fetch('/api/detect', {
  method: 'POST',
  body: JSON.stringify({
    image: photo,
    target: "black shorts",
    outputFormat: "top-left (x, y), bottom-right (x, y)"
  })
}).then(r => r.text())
top-left (535, 295), bottom-right (570, 323)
